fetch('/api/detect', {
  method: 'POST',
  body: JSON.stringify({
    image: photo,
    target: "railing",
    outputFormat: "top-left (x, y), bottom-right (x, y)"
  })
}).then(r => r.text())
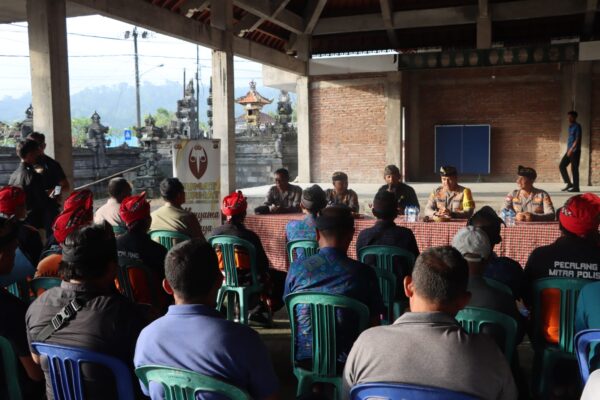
top-left (74, 163), bottom-right (145, 191)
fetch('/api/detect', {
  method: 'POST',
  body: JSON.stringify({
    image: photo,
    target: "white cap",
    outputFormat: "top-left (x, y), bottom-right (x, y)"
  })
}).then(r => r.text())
top-left (452, 226), bottom-right (491, 262)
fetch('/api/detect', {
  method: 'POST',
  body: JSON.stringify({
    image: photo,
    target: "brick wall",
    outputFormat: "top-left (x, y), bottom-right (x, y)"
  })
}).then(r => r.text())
top-left (592, 64), bottom-right (600, 185)
top-left (411, 64), bottom-right (563, 182)
top-left (310, 76), bottom-right (387, 183)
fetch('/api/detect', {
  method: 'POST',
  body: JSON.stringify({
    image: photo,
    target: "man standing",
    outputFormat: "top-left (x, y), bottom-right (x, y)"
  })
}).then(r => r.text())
top-left (343, 246), bottom-right (517, 399)
top-left (27, 132), bottom-right (70, 233)
top-left (376, 165), bottom-right (419, 214)
top-left (255, 168), bottom-right (302, 214)
top-left (559, 111), bottom-right (582, 193)
top-left (424, 165), bottom-right (475, 219)
top-left (9, 140), bottom-right (46, 230)
top-left (502, 166), bottom-right (555, 222)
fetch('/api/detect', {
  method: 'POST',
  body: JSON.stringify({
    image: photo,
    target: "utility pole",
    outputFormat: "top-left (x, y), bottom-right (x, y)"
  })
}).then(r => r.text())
top-left (133, 27), bottom-right (141, 128)
top-left (196, 45), bottom-right (201, 137)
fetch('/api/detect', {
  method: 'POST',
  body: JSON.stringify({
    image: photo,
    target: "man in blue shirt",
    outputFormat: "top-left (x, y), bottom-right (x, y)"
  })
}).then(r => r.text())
top-left (284, 206), bottom-right (383, 366)
top-left (134, 239), bottom-right (279, 400)
top-left (560, 110), bottom-right (582, 192)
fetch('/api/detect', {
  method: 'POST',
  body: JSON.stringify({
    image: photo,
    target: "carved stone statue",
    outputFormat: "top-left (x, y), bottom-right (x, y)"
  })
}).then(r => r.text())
top-left (85, 111), bottom-right (110, 178)
top-left (133, 115), bottom-right (164, 197)
top-left (276, 90), bottom-right (293, 134)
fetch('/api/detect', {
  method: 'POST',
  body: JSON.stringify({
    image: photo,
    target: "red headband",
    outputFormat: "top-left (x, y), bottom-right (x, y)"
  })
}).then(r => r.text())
top-left (559, 193), bottom-right (600, 237)
top-left (64, 189), bottom-right (93, 212)
top-left (120, 192), bottom-right (150, 226)
top-left (221, 191), bottom-right (247, 217)
top-left (53, 206), bottom-right (93, 244)
top-left (0, 186), bottom-right (26, 216)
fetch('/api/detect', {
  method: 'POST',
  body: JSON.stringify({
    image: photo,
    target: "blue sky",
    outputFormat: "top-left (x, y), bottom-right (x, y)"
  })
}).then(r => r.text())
top-left (0, 14), bottom-right (264, 100)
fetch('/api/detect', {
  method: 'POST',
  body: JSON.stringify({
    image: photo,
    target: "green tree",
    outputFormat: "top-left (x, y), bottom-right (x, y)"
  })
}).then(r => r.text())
top-left (71, 117), bottom-right (89, 147)
top-left (146, 107), bottom-right (175, 128)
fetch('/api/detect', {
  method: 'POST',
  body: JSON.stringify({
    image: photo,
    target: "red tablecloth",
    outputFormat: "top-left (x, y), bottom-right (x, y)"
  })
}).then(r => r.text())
top-left (244, 214), bottom-right (562, 272)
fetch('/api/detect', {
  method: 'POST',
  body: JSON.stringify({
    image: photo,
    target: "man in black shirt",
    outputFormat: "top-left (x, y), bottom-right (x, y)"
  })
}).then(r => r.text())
top-left (26, 223), bottom-right (152, 399)
top-left (9, 140), bottom-right (47, 230)
top-left (211, 191), bottom-right (286, 325)
top-left (357, 191), bottom-right (419, 303)
top-left (117, 192), bottom-right (168, 310)
top-left (0, 215), bottom-right (44, 398)
top-left (27, 132), bottom-right (70, 234)
top-left (376, 164), bottom-right (419, 214)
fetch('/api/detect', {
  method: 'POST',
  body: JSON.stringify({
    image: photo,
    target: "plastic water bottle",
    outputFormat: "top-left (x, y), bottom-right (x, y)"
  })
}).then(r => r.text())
top-left (405, 206), bottom-right (419, 222)
top-left (501, 208), bottom-right (516, 227)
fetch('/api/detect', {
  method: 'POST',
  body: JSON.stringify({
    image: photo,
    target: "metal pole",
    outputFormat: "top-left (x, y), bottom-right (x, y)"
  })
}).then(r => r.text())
top-left (133, 27), bottom-right (141, 128)
top-left (196, 45), bottom-right (201, 136)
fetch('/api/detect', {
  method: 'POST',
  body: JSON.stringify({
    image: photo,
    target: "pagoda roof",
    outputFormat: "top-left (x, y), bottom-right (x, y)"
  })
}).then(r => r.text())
top-left (235, 90), bottom-right (273, 106)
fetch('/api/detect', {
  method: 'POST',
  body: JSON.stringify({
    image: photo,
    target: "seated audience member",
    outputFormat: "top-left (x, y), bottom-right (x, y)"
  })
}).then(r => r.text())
top-left (343, 246), bottom-right (517, 399)
top-left (94, 177), bottom-right (131, 228)
top-left (210, 191), bottom-right (286, 324)
top-left (0, 215), bottom-right (44, 398)
top-left (150, 177), bottom-right (205, 240)
top-left (376, 164), bottom-right (419, 213)
top-left (117, 192), bottom-right (168, 308)
top-left (523, 193), bottom-right (600, 344)
top-left (284, 206), bottom-right (383, 366)
top-left (424, 165), bottom-right (475, 220)
top-left (26, 223), bottom-right (152, 400)
top-left (0, 185), bottom-right (42, 286)
top-left (255, 168), bottom-right (302, 214)
top-left (356, 191), bottom-right (419, 302)
top-left (452, 226), bottom-right (524, 336)
top-left (581, 370), bottom-right (600, 400)
top-left (27, 131), bottom-right (70, 235)
top-left (576, 281), bottom-right (600, 371)
top-left (285, 185), bottom-right (327, 259)
top-left (9, 139), bottom-right (46, 230)
top-left (36, 190), bottom-right (95, 278)
top-left (468, 206), bottom-right (524, 299)
top-left (502, 165), bottom-right (555, 222)
top-left (134, 240), bottom-right (279, 400)
top-left (325, 171), bottom-right (359, 214)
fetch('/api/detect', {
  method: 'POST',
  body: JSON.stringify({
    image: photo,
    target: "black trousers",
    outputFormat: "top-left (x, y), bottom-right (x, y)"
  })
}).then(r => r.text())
top-left (559, 150), bottom-right (580, 188)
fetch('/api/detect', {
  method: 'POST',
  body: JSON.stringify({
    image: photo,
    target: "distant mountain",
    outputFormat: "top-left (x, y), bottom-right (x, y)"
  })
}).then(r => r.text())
top-left (0, 81), bottom-right (295, 131)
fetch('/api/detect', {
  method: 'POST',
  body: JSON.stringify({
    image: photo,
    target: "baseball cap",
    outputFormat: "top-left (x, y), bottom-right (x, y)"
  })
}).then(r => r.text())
top-left (452, 226), bottom-right (491, 262)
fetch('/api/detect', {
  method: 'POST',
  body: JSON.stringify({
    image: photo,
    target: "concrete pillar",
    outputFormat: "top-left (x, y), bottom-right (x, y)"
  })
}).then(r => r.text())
top-left (406, 72), bottom-right (421, 181)
top-left (560, 61), bottom-right (592, 186)
top-left (27, 0), bottom-right (73, 184)
top-left (385, 72), bottom-right (402, 172)
top-left (211, 0), bottom-right (235, 195)
top-left (296, 76), bottom-right (311, 182)
top-left (476, 16), bottom-right (492, 49)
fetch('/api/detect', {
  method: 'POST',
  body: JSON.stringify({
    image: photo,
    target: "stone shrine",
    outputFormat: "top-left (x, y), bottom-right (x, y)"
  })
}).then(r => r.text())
top-left (85, 111), bottom-right (110, 179)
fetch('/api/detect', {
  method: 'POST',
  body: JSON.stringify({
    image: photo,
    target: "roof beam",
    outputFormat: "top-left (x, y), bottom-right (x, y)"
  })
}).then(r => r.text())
top-left (583, 0), bottom-right (598, 39)
top-left (236, 0), bottom-right (290, 36)
top-left (67, 0), bottom-right (306, 74)
top-left (379, 0), bottom-right (398, 48)
top-left (180, 0), bottom-right (209, 17)
top-left (314, 0), bottom-right (587, 35)
top-left (304, 0), bottom-right (328, 34)
top-left (234, 0), bottom-right (303, 34)
top-left (477, 0), bottom-right (491, 48)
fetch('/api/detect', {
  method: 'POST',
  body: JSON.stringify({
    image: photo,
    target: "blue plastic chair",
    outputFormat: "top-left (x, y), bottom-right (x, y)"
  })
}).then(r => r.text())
top-left (350, 382), bottom-right (478, 399)
top-left (576, 329), bottom-right (600, 384)
top-left (31, 342), bottom-right (136, 400)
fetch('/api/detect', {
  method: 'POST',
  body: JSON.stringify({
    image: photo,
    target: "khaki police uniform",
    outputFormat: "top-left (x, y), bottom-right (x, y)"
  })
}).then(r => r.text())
top-left (503, 188), bottom-right (555, 221)
top-left (424, 185), bottom-right (475, 219)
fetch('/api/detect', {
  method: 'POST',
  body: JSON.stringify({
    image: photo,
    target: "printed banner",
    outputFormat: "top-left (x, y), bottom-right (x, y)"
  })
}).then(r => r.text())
top-left (172, 139), bottom-right (221, 236)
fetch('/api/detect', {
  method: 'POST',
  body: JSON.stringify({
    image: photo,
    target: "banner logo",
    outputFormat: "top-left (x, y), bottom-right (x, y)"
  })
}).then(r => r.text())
top-left (188, 144), bottom-right (208, 180)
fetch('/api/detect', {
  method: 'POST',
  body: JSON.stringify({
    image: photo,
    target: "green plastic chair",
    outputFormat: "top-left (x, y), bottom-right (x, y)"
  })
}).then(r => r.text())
top-left (483, 277), bottom-right (513, 296)
top-left (208, 235), bottom-right (262, 325)
top-left (0, 336), bottom-right (22, 400)
top-left (150, 230), bottom-right (190, 251)
top-left (287, 240), bottom-right (319, 263)
top-left (531, 278), bottom-right (589, 398)
top-left (136, 365), bottom-right (251, 400)
top-left (30, 277), bottom-right (61, 299)
top-left (358, 245), bottom-right (415, 324)
top-left (285, 292), bottom-right (370, 400)
top-left (5, 281), bottom-right (29, 302)
top-left (456, 306), bottom-right (518, 362)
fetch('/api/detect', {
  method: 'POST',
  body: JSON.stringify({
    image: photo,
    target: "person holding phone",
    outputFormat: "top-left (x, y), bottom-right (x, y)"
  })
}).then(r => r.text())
top-left (26, 132), bottom-right (70, 234)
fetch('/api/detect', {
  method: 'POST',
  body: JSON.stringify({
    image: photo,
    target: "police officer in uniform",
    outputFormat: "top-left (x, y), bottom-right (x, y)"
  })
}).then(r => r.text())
top-left (502, 165), bottom-right (555, 222)
top-left (424, 166), bottom-right (475, 219)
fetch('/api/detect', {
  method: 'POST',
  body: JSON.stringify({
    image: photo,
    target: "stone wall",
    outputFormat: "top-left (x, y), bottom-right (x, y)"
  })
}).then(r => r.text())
top-left (0, 146), bottom-right (143, 195)
top-left (592, 63), bottom-right (600, 185)
top-left (235, 136), bottom-right (283, 188)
